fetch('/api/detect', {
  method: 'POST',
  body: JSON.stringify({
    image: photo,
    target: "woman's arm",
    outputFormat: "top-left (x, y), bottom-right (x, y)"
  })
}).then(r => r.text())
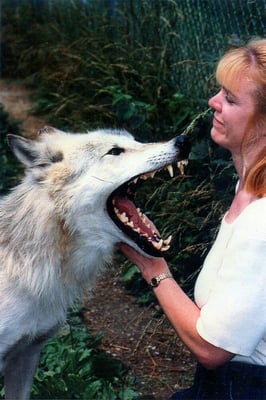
top-left (119, 243), bottom-right (234, 369)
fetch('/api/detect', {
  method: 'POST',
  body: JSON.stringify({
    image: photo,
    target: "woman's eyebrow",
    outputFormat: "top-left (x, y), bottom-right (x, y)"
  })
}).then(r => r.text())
top-left (222, 86), bottom-right (237, 99)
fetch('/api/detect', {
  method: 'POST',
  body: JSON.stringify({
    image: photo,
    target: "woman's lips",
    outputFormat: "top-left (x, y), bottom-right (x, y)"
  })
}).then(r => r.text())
top-left (213, 115), bottom-right (224, 127)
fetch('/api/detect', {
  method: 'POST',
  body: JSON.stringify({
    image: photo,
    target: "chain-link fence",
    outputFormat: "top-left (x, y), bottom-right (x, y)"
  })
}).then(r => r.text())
top-left (116, 0), bottom-right (266, 98)
top-left (170, 0), bottom-right (266, 97)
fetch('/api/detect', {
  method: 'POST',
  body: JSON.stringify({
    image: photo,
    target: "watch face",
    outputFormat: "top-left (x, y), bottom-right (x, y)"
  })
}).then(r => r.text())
top-left (151, 277), bottom-right (158, 287)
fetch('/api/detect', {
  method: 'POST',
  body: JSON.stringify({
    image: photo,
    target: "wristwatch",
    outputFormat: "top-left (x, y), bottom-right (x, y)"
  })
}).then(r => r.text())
top-left (150, 272), bottom-right (173, 288)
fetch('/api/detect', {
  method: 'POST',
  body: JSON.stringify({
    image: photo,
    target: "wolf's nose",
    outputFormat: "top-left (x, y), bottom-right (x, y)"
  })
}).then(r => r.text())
top-left (175, 135), bottom-right (191, 158)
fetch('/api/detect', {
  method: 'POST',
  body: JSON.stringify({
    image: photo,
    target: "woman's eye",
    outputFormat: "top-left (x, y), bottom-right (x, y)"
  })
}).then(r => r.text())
top-left (106, 147), bottom-right (125, 156)
top-left (223, 88), bottom-right (236, 105)
top-left (225, 94), bottom-right (234, 104)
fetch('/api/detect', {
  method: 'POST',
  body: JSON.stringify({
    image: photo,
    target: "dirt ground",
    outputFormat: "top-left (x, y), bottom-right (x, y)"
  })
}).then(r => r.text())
top-left (84, 268), bottom-right (195, 399)
top-left (0, 80), bottom-right (196, 399)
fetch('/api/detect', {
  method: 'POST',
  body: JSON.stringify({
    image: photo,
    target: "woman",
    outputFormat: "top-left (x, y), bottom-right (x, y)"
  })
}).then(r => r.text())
top-left (120, 39), bottom-right (266, 399)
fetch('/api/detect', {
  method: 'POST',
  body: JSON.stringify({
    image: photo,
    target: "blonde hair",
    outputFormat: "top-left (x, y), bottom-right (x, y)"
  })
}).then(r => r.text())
top-left (216, 39), bottom-right (266, 197)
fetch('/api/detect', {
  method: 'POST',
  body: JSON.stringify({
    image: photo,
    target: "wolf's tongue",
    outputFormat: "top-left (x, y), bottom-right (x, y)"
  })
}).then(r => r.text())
top-left (113, 196), bottom-right (158, 238)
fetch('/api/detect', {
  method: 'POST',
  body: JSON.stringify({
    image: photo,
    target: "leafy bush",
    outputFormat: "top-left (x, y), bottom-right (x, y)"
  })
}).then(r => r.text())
top-left (32, 322), bottom-right (137, 399)
top-left (2, 0), bottom-right (203, 139)
top-left (0, 312), bottom-right (137, 400)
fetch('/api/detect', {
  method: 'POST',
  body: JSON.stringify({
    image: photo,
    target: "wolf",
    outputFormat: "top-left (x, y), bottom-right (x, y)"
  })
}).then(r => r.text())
top-left (0, 126), bottom-right (190, 399)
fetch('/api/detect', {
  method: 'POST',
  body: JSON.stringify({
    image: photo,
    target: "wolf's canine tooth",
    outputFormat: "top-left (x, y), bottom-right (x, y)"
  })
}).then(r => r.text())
top-left (166, 164), bottom-right (174, 177)
top-left (153, 239), bottom-right (164, 250)
top-left (164, 235), bottom-right (172, 245)
top-left (161, 245), bottom-right (170, 252)
top-left (177, 159), bottom-right (188, 175)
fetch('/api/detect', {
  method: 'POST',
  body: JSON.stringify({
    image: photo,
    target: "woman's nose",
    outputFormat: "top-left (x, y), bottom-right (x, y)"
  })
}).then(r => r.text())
top-left (208, 92), bottom-right (222, 112)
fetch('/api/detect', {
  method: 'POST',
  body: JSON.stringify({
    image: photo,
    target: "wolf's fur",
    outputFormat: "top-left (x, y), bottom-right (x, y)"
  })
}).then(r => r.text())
top-left (0, 126), bottom-right (190, 399)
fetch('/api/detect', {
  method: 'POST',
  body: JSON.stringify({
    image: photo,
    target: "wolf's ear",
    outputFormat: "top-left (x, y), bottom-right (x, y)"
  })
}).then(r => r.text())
top-left (38, 126), bottom-right (66, 136)
top-left (7, 134), bottom-right (40, 167)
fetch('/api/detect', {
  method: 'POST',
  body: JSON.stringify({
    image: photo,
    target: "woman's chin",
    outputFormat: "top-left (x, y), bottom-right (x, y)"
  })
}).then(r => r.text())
top-left (211, 127), bottom-right (222, 144)
top-left (210, 127), bottom-right (228, 147)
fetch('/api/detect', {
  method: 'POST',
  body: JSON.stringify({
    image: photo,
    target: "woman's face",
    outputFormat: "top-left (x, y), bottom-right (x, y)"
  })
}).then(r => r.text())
top-left (208, 77), bottom-right (257, 155)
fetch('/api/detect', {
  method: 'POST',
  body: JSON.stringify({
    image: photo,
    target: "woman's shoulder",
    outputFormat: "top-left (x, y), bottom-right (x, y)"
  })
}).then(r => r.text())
top-left (244, 197), bottom-right (266, 215)
top-left (235, 197), bottom-right (266, 237)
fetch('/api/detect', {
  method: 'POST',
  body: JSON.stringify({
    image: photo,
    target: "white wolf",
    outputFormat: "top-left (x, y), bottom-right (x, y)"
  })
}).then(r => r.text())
top-left (0, 126), bottom-right (190, 399)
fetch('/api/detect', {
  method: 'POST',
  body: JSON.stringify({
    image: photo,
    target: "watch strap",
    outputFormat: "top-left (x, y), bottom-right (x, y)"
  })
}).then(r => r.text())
top-left (150, 272), bottom-right (173, 288)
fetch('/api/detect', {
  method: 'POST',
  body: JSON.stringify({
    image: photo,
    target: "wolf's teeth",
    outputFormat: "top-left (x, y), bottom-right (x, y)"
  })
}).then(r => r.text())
top-left (140, 214), bottom-right (148, 224)
top-left (141, 233), bottom-right (149, 238)
top-left (127, 221), bottom-right (134, 228)
top-left (133, 178), bottom-right (139, 184)
top-left (137, 208), bottom-right (142, 216)
top-left (166, 164), bottom-right (174, 177)
top-left (140, 171), bottom-right (156, 180)
top-left (164, 235), bottom-right (172, 245)
top-left (153, 239), bottom-right (164, 250)
top-left (153, 232), bottom-right (162, 242)
top-left (141, 174), bottom-right (149, 180)
top-left (133, 227), bottom-right (141, 234)
top-left (177, 159), bottom-right (188, 175)
top-left (161, 245), bottom-right (170, 252)
top-left (119, 212), bottom-right (129, 223)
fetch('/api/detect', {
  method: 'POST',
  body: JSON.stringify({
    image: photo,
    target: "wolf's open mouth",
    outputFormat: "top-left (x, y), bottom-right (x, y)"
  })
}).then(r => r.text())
top-left (106, 160), bottom-right (188, 257)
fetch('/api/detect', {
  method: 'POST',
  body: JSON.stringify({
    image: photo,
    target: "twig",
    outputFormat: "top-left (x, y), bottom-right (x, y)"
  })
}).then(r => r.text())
top-left (181, 107), bottom-right (211, 136)
top-left (145, 347), bottom-right (158, 376)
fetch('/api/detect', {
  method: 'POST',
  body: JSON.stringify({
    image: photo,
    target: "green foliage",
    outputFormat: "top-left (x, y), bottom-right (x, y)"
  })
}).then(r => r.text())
top-left (32, 313), bottom-right (137, 399)
top-left (0, 103), bottom-right (22, 194)
top-left (2, 0), bottom-right (202, 140)
top-left (0, 312), bottom-right (137, 399)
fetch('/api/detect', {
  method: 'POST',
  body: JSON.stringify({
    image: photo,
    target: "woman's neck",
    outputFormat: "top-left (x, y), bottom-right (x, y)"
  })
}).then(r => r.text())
top-left (232, 151), bottom-right (246, 180)
top-left (226, 184), bottom-right (258, 223)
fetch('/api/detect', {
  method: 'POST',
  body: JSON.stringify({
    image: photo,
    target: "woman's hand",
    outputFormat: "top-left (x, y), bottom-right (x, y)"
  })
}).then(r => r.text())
top-left (119, 243), bottom-right (170, 284)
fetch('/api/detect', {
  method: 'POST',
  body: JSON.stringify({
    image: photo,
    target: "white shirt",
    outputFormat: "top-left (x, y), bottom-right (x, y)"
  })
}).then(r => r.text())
top-left (194, 198), bottom-right (266, 365)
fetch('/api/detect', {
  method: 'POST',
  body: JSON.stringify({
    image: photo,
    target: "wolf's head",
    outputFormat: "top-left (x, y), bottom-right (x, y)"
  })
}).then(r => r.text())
top-left (8, 127), bottom-right (190, 258)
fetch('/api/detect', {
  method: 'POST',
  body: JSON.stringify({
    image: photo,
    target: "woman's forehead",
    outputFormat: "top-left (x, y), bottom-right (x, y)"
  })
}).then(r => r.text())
top-left (216, 50), bottom-right (249, 85)
top-left (217, 67), bottom-right (257, 99)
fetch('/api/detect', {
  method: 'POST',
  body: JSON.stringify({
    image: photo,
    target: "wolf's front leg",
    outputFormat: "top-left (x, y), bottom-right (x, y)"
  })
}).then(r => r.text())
top-left (4, 338), bottom-right (45, 400)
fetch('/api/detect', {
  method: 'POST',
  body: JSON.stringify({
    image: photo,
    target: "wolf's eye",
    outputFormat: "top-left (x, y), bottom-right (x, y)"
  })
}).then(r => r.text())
top-left (106, 147), bottom-right (125, 156)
